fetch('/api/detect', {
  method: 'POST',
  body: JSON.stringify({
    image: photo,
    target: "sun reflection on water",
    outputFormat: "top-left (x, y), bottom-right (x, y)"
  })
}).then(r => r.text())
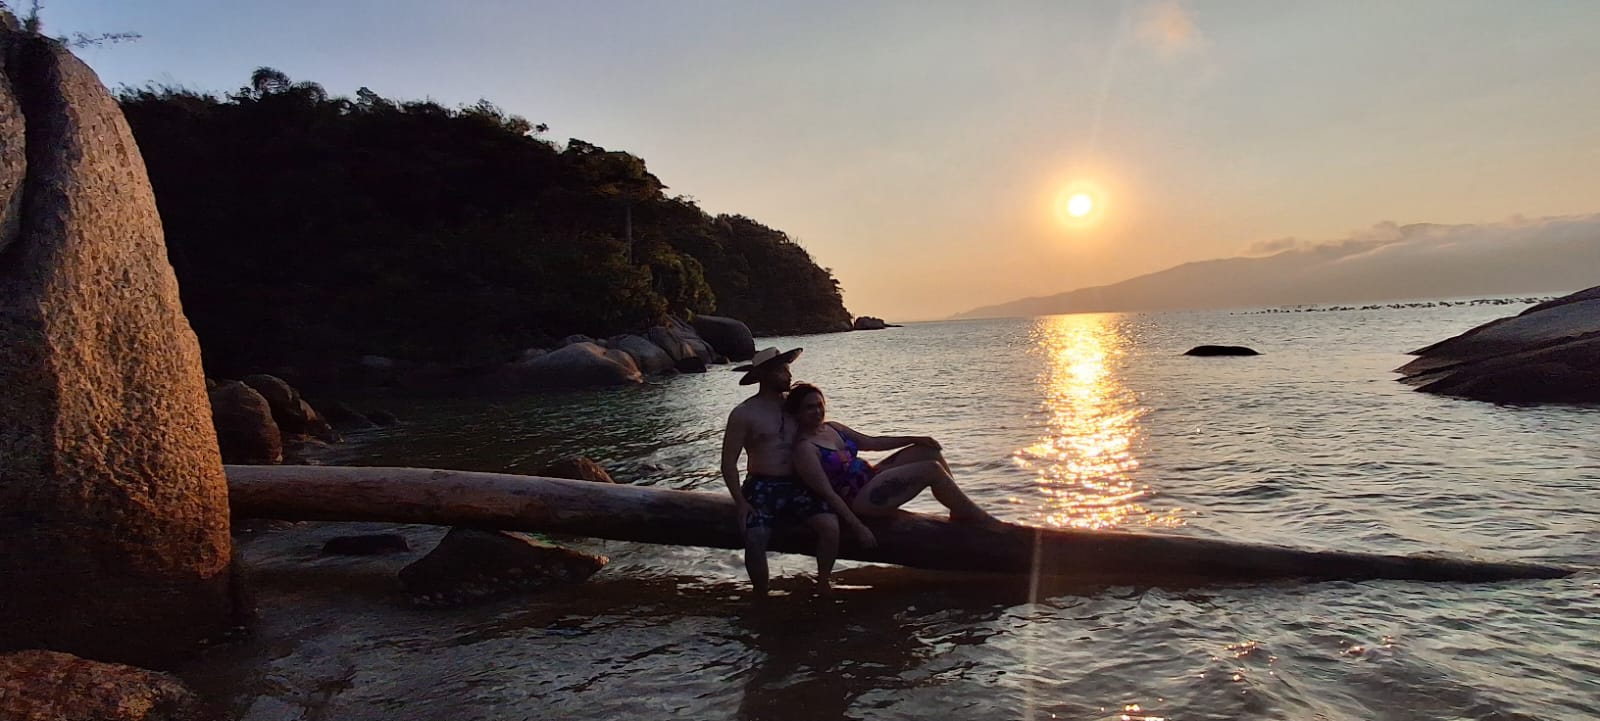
top-left (1015, 314), bottom-right (1183, 529)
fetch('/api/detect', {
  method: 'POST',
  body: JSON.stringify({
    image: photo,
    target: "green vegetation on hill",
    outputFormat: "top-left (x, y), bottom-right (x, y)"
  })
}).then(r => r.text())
top-left (117, 69), bottom-right (851, 377)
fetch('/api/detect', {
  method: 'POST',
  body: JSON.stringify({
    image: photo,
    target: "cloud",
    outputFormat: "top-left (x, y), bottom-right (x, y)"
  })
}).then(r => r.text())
top-left (1329, 214), bottom-right (1600, 265)
top-left (1135, 1), bottom-right (1202, 56)
top-left (1245, 236), bottom-right (1302, 255)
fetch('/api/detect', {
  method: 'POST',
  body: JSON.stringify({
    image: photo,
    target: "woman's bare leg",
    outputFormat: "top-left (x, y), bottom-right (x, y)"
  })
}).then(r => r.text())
top-left (804, 513), bottom-right (840, 595)
top-left (847, 460), bottom-right (984, 522)
top-left (875, 445), bottom-right (950, 474)
top-left (926, 473), bottom-right (994, 524)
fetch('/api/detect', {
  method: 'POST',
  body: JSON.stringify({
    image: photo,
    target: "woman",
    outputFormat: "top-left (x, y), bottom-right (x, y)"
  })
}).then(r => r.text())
top-left (785, 383), bottom-right (995, 528)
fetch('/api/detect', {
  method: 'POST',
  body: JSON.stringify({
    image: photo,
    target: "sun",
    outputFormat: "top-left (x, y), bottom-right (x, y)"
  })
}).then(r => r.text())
top-left (1066, 193), bottom-right (1094, 218)
top-left (1054, 183), bottom-right (1105, 228)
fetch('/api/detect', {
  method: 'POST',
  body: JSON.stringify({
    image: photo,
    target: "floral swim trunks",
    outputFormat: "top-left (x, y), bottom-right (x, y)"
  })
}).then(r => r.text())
top-left (741, 473), bottom-right (832, 529)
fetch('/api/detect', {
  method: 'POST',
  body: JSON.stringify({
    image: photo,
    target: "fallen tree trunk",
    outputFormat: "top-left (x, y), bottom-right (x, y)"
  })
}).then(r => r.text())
top-left (225, 466), bottom-right (1574, 584)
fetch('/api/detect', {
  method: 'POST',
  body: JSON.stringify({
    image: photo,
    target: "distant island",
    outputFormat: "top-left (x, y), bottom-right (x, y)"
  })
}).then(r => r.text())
top-left (954, 216), bottom-right (1600, 319)
top-left (118, 69), bottom-right (853, 382)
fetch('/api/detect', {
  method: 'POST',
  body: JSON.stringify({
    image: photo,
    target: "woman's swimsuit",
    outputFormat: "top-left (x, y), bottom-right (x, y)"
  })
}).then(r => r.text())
top-left (815, 430), bottom-right (875, 503)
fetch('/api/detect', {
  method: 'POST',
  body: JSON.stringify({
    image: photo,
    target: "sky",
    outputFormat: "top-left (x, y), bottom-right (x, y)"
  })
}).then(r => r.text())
top-left (46, 0), bottom-right (1600, 320)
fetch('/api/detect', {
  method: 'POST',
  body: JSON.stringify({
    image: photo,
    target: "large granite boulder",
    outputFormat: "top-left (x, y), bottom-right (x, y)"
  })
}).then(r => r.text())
top-left (669, 316), bottom-right (718, 363)
top-left (1399, 292), bottom-right (1600, 375)
top-left (608, 333), bottom-right (675, 375)
top-left (691, 315), bottom-right (756, 361)
top-left (0, 650), bottom-right (208, 721)
top-left (650, 318), bottom-right (717, 364)
top-left (647, 324), bottom-right (697, 362)
top-left (0, 31), bottom-right (234, 665)
top-left (1397, 285), bottom-right (1600, 403)
top-left (496, 342), bottom-right (642, 388)
top-left (1420, 359), bottom-right (1600, 404)
top-left (853, 316), bottom-right (889, 330)
top-left (399, 528), bottom-right (608, 607)
top-left (208, 381), bottom-right (283, 465)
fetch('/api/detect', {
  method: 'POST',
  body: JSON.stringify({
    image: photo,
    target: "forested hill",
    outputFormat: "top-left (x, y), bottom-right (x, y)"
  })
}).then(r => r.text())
top-left (118, 68), bottom-right (851, 378)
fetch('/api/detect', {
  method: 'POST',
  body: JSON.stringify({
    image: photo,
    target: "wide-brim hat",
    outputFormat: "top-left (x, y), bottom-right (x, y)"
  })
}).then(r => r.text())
top-left (732, 346), bottom-right (802, 385)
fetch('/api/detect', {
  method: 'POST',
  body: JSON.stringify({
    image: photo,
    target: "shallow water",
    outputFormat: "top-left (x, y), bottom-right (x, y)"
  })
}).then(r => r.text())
top-left (196, 302), bottom-right (1600, 720)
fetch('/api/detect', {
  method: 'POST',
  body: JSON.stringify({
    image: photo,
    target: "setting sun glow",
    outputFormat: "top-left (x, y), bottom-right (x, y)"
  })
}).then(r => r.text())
top-left (1053, 182), bottom-right (1106, 229)
top-left (1066, 193), bottom-right (1093, 217)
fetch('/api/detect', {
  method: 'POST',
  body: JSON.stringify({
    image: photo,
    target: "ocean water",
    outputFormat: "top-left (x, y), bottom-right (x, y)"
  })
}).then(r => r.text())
top-left (197, 302), bottom-right (1600, 721)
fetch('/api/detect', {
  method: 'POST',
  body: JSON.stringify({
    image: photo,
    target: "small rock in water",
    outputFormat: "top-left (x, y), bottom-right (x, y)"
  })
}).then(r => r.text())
top-left (537, 456), bottom-right (616, 483)
top-left (1184, 345), bottom-right (1260, 357)
top-left (399, 528), bottom-right (607, 607)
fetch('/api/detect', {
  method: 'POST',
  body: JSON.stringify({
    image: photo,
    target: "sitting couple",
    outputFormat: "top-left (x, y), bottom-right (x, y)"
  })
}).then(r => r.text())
top-left (719, 346), bottom-right (995, 596)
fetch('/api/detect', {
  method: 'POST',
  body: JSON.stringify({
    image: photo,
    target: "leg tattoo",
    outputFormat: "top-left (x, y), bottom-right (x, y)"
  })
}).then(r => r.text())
top-left (868, 476), bottom-right (917, 506)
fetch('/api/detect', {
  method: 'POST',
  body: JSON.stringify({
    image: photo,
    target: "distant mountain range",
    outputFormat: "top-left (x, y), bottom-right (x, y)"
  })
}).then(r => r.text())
top-left (953, 214), bottom-right (1600, 319)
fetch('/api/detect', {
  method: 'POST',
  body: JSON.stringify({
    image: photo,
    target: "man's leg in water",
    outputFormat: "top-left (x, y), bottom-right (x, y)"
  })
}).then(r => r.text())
top-left (804, 513), bottom-right (840, 595)
top-left (744, 526), bottom-right (773, 596)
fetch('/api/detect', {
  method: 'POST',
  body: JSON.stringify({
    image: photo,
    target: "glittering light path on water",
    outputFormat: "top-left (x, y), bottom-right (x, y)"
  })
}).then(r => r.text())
top-left (1016, 313), bottom-right (1183, 530)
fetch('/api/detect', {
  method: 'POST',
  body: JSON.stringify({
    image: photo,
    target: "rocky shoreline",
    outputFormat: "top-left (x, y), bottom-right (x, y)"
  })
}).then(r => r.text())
top-left (1396, 285), bottom-right (1600, 404)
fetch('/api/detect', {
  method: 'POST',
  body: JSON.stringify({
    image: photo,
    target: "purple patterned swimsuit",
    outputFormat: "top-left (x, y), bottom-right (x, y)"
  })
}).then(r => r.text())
top-left (815, 432), bottom-right (875, 503)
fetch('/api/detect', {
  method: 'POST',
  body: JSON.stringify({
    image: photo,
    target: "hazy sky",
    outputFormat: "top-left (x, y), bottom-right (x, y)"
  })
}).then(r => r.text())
top-left (51, 1), bottom-right (1600, 320)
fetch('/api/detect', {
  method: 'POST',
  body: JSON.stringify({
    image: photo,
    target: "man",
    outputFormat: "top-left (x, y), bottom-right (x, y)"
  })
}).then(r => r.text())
top-left (720, 347), bottom-right (843, 596)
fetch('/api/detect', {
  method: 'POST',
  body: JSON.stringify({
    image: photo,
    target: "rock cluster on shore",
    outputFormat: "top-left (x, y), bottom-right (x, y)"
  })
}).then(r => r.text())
top-left (1396, 285), bottom-right (1600, 403)
top-left (358, 313), bottom-right (755, 391)
top-left (206, 373), bottom-right (380, 465)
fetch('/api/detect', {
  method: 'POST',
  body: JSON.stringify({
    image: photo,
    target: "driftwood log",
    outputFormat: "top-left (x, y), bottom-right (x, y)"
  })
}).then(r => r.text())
top-left (225, 466), bottom-right (1573, 584)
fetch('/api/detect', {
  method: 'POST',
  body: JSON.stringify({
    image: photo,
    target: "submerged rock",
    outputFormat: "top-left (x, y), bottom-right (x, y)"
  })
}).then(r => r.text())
top-left (1398, 285), bottom-right (1600, 404)
top-left (0, 650), bottom-right (208, 721)
top-left (1184, 345), bottom-right (1260, 356)
top-left (318, 401), bottom-right (378, 431)
top-left (0, 31), bottom-right (234, 665)
top-left (321, 533), bottom-right (410, 556)
top-left (537, 456), bottom-right (616, 483)
top-left (398, 528), bottom-right (607, 607)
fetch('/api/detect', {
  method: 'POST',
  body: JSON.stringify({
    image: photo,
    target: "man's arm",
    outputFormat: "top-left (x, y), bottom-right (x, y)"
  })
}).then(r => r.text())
top-left (721, 408), bottom-right (749, 504)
